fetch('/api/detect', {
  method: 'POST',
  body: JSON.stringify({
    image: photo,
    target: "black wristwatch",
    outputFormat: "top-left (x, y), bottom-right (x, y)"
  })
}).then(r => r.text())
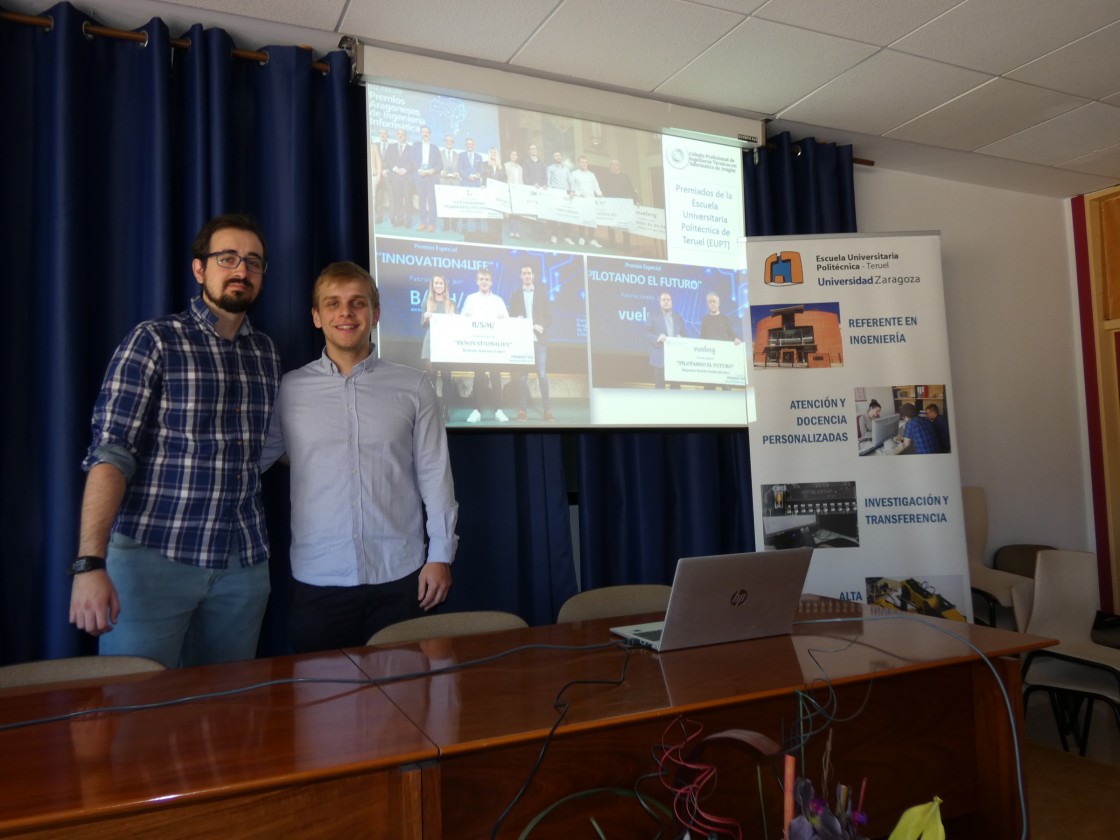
top-left (68, 556), bottom-right (106, 576)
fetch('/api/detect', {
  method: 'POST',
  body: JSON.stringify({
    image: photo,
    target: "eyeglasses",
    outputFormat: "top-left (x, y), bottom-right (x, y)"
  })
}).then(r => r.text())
top-left (205, 251), bottom-right (267, 274)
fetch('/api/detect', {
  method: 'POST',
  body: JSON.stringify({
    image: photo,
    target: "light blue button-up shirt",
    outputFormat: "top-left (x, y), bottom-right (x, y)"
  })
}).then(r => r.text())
top-left (262, 348), bottom-right (458, 586)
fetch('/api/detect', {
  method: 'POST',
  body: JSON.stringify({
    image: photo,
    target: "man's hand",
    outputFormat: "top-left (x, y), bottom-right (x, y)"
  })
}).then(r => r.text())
top-left (69, 570), bottom-right (120, 636)
top-left (73, 462), bottom-right (127, 636)
top-left (417, 563), bottom-right (452, 611)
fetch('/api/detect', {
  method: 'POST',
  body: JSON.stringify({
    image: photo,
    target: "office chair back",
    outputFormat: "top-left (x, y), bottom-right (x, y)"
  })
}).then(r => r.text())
top-left (367, 610), bottom-right (527, 646)
top-left (1025, 550), bottom-right (1100, 642)
top-left (962, 485), bottom-right (987, 570)
top-left (557, 584), bottom-right (672, 623)
top-left (0, 655), bottom-right (165, 689)
top-left (1015, 549), bottom-right (1120, 754)
top-left (963, 484), bottom-right (1039, 629)
top-left (1009, 580), bottom-right (1034, 637)
top-left (992, 543), bottom-right (1056, 578)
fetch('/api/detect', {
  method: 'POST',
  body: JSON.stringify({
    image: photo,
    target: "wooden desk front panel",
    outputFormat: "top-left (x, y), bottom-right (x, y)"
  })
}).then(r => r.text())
top-left (434, 659), bottom-right (1016, 839)
top-left (356, 609), bottom-right (1045, 840)
top-left (0, 652), bottom-right (437, 838)
top-left (4, 767), bottom-right (425, 840)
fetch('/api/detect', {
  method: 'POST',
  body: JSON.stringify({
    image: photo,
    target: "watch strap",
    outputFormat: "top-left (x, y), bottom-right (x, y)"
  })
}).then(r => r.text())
top-left (69, 556), bottom-right (106, 576)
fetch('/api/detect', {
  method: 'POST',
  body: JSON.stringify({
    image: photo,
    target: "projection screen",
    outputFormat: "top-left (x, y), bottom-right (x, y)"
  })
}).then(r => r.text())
top-left (359, 46), bottom-right (763, 429)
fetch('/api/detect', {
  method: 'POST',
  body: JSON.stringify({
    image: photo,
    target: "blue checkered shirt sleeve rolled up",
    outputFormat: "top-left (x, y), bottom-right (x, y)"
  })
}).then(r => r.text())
top-left (83, 299), bottom-right (281, 568)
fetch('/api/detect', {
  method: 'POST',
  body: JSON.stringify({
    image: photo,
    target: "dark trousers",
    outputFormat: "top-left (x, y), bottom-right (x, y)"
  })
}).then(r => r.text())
top-left (472, 367), bottom-right (505, 410)
top-left (651, 365), bottom-right (680, 389)
top-left (289, 567), bottom-right (425, 653)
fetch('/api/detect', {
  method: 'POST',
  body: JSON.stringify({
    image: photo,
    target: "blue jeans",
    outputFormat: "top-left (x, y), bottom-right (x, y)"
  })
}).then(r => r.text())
top-left (99, 533), bottom-right (271, 668)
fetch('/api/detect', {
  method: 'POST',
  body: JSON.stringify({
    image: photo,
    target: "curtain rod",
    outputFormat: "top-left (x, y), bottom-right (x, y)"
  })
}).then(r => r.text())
top-left (0, 9), bottom-right (331, 74)
top-left (767, 140), bottom-right (873, 168)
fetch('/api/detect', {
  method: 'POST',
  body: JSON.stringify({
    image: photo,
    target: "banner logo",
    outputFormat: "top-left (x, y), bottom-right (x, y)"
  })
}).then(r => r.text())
top-left (764, 251), bottom-right (803, 285)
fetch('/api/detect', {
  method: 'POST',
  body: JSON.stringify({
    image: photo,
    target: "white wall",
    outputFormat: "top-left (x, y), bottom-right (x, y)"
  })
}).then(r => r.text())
top-left (854, 166), bottom-right (1093, 562)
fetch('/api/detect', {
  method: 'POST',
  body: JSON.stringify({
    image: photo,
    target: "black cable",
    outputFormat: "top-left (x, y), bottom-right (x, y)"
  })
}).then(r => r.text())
top-left (489, 645), bottom-right (635, 839)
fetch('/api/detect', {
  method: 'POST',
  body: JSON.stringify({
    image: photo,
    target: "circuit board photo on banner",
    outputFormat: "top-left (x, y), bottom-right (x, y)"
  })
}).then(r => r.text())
top-left (743, 232), bottom-right (969, 622)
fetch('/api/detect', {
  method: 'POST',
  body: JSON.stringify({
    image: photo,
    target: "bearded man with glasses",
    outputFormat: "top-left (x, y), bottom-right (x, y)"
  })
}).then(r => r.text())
top-left (68, 213), bottom-right (281, 668)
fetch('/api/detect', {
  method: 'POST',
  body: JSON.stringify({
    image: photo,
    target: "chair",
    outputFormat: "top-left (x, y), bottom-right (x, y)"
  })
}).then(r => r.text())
top-left (1012, 550), bottom-right (1120, 755)
top-left (0, 655), bottom-right (165, 689)
top-left (992, 543), bottom-right (1055, 578)
top-left (963, 485), bottom-right (1033, 628)
top-left (556, 584), bottom-right (671, 623)
top-left (367, 610), bottom-right (527, 646)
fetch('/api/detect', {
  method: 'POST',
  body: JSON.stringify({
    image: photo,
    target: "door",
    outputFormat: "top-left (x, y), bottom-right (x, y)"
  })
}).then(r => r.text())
top-left (1076, 187), bottom-right (1120, 610)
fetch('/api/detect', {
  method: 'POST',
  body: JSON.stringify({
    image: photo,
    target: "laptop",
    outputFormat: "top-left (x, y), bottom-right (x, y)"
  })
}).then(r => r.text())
top-left (610, 548), bottom-right (813, 652)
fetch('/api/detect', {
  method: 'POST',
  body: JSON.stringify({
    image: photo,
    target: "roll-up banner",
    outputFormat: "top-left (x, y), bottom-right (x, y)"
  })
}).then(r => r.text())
top-left (744, 233), bottom-right (970, 621)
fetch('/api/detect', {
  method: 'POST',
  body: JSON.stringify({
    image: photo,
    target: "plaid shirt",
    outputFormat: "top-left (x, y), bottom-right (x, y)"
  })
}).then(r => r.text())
top-left (905, 416), bottom-right (941, 455)
top-left (83, 297), bottom-right (281, 568)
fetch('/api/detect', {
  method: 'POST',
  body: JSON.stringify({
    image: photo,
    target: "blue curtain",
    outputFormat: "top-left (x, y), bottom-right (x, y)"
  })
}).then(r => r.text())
top-left (575, 431), bottom-right (754, 587)
top-left (745, 131), bottom-right (857, 236)
top-left (445, 433), bottom-right (576, 623)
top-left (0, 1), bottom-right (856, 664)
top-left (0, 2), bottom-right (363, 663)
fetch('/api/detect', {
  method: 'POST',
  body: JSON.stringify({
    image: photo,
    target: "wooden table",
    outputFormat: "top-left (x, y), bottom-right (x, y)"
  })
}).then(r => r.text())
top-left (0, 650), bottom-right (437, 838)
top-left (348, 598), bottom-right (1052, 839)
top-left (0, 600), bottom-right (1051, 839)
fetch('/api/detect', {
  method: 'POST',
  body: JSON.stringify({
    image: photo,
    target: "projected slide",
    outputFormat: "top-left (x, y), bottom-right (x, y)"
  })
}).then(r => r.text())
top-left (366, 82), bottom-right (751, 428)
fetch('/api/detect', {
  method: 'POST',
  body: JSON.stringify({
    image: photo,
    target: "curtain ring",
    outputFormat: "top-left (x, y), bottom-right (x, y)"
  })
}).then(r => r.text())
top-left (81, 20), bottom-right (94, 41)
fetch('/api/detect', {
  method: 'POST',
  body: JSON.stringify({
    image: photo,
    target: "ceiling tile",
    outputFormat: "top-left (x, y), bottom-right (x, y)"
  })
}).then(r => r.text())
top-left (885, 78), bottom-right (1087, 151)
top-left (753, 0), bottom-right (959, 46)
top-left (341, 0), bottom-right (561, 64)
top-left (695, 0), bottom-right (769, 13)
top-left (772, 116), bottom-right (1118, 196)
top-left (512, 0), bottom-right (744, 91)
top-left (1058, 143), bottom-right (1120, 179)
top-left (160, 0), bottom-right (347, 32)
top-left (1006, 21), bottom-right (1120, 100)
top-left (656, 18), bottom-right (877, 115)
top-left (977, 102), bottom-right (1120, 166)
top-left (778, 50), bottom-right (990, 135)
top-left (891, 0), bottom-right (1120, 75)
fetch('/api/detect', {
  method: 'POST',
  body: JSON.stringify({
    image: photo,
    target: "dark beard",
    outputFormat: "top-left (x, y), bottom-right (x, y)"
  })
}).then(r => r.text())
top-left (203, 282), bottom-right (254, 314)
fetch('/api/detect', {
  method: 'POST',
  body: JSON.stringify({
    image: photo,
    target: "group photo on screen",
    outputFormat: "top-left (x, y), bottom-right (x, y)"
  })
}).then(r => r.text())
top-left (366, 80), bottom-right (752, 428)
top-left (368, 82), bottom-right (668, 260)
top-left (374, 239), bottom-right (591, 426)
top-left (587, 259), bottom-right (748, 391)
